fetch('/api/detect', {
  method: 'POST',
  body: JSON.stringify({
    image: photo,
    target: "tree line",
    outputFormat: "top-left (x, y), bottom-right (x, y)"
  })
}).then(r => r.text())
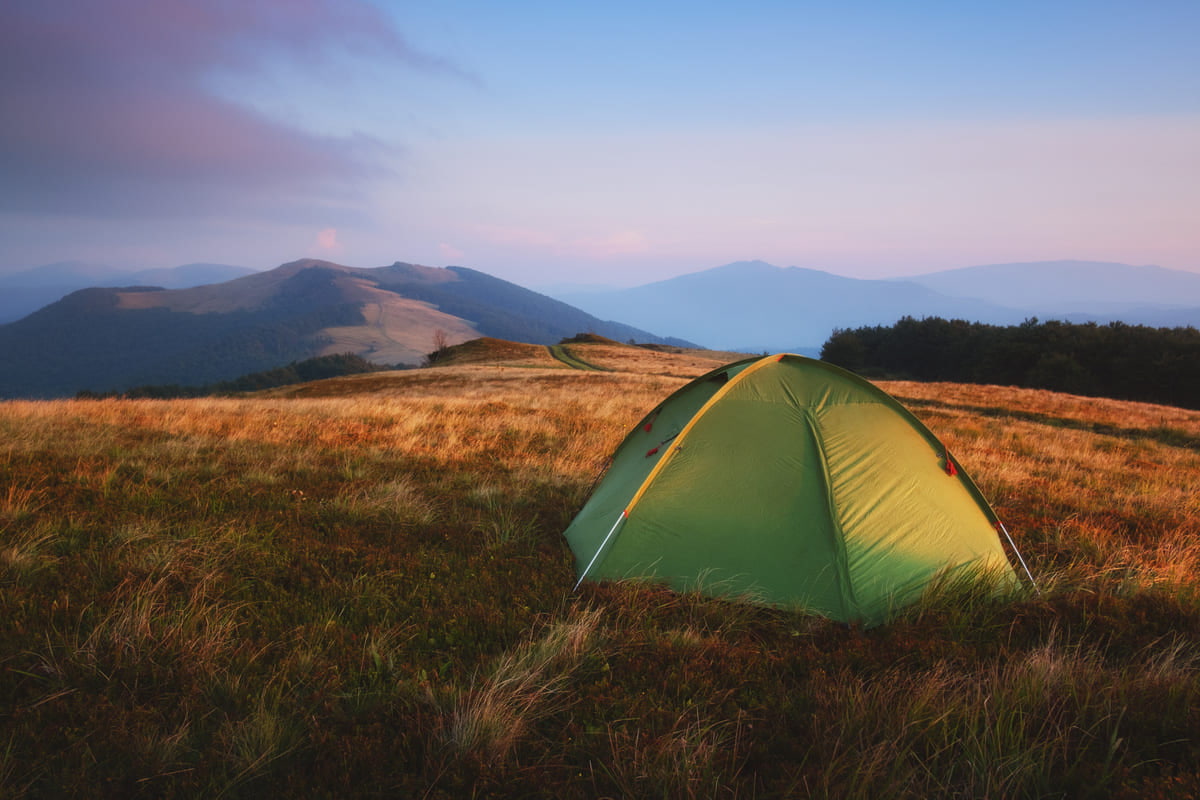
top-left (77, 353), bottom-right (389, 399)
top-left (820, 316), bottom-right (1200, 410)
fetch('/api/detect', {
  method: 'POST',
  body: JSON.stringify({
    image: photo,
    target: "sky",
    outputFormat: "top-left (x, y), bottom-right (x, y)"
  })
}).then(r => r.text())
top-left (1, 0), bottom-right (1198, 288)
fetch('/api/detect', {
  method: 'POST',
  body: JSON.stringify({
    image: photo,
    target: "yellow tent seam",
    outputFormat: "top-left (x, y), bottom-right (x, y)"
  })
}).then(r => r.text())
top-left (623, 354), bottom-right (784, 517)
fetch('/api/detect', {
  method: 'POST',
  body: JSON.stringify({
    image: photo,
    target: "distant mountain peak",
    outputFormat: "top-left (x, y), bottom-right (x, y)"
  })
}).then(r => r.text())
top-left (551, 257), bottom-right (1200, 353)
top-left (712, 259), bottom-right (777, 271)
top-left (274, 258), bottom-right (349, 275)
top-left (692, 260), bottom-right (849, 281)
top-left (909, 260), bottom-right (1200, 310)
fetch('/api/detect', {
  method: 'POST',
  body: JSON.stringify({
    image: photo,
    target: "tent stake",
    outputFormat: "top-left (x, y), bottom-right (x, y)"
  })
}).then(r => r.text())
top-left (574, 510), bottom-right (627, 591)
top-left (998, 521), bottom-right (1039, 594)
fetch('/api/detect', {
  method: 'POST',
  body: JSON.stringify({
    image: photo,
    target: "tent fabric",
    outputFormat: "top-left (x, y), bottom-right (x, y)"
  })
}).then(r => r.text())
top-left (563, 354), bottom-right (1016, 625)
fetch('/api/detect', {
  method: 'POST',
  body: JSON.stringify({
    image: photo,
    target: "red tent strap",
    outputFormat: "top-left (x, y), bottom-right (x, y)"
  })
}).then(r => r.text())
top-left (645, 432), bottom-right (679, 458)
top-left (944, 450), bottom-right (957, 476)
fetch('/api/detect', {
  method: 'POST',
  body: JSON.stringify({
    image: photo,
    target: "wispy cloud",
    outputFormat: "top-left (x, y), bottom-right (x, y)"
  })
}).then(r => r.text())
top-left (0, 0), bottom-right (458, 219)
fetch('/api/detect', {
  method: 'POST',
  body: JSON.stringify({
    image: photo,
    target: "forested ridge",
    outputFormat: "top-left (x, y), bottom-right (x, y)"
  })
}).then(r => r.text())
top-left (76, 353), bottom-right (388, 399)
top-left (821, 316), bottom-right (1200, 409)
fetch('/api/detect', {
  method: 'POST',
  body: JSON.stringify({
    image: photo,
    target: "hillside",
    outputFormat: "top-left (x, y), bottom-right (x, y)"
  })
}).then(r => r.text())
top-left (0, 259), bottom-right (690, 398)
top-left (420, 336), bottom-right (750, 377)
top-left (261, 338), bottom-right (752, 399)
top-left (3, 359), bottom-right (1199, 797)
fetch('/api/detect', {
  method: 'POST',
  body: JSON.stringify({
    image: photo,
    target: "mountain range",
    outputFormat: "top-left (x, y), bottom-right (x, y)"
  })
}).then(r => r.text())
top-left (1, 256), bottom-right (1197, 399)
top-left (0, 259), bottom-right (685, 398)
top-left (0, 261), bottom-right (259, 324)
top-left (553, 260), bottom-right (1200, 353)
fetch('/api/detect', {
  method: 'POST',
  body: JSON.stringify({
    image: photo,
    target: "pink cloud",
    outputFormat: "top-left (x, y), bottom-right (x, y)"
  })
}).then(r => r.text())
top-left (438, 242), bottom-right (466, 262)
top-left (315, 228), bottom-right (341, 251)
top-left (0, 1), bottom-right (455, 218)
top-left (576, 230), bottom-right (650, 258)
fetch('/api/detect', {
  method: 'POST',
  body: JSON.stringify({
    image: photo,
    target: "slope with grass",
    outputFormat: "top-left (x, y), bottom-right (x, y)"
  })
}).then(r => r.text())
top-left (2, 360), bottom-right (1199, 798)
top-left (425, 335), bottom-right (748, 379)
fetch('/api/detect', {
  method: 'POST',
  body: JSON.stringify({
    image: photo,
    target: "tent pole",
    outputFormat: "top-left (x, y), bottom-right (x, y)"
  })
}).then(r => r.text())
top-left (998, 521), bottom-right (1039, 594)
top-left (574, 510), bottom-right (627, 591)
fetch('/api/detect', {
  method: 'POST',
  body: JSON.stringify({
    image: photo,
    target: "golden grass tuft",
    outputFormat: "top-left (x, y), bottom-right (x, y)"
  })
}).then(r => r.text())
top-left (443, 606), bottom-right (604, 761)
top-left (77, 570), bottom-right (245, 674)
top-left (603, 708), bottom-right (751, 800)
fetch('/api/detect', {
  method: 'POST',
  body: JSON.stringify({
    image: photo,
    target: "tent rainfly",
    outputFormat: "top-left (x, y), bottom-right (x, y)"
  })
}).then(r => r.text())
top-left (564, 354), bottom-right (1026, 625)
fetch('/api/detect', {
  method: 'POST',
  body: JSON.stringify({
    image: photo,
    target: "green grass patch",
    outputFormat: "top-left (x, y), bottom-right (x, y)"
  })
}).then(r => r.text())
top-left (547, 344), bottom-right (608, 371)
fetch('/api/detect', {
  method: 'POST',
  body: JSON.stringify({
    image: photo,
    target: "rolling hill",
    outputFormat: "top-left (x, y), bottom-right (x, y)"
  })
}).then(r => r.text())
top-left (0, 259), bottom-right (689, 398)
top-left (419, 334), bottom-right (748, 377)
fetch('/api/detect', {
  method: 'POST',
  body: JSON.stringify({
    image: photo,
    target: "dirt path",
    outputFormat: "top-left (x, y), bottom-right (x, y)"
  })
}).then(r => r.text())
top-left (546, 344), bottom-right (608, 371)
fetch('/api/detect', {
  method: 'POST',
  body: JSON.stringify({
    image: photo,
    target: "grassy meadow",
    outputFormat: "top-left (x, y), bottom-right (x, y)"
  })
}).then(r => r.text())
top-left (2, 347), bottom-right (1200, 798)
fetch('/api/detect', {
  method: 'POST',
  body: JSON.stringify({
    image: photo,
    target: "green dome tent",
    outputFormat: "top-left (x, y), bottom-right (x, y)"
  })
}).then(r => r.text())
top-left (564, 354), bottom-right (1026, 625)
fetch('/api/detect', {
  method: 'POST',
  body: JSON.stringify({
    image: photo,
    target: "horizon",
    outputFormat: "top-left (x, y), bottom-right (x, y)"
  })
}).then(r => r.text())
top-left (2, 2), bottom-right (1198, 287)
top-left (1, 255), bottom-right (1185, 294)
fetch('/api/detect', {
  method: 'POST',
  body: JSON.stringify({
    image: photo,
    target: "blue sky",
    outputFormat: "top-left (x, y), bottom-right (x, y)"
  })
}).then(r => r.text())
top-left (1, 0), bottom-right (1197, 286)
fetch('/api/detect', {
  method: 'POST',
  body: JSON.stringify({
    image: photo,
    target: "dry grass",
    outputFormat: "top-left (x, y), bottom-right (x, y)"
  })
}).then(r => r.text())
top-left (603, 708), bottom-right (751, 799)
top-left (2, 359), bottom-right (1199, 798)
top-left (885, 380), bottom-right (1200, 437)
top-left (443, 606), bottom-right (603, 760)
top-left (564, 342), bottom-right (750, 377)
top-left (427, 337), bottom-right (564, 369)
top-left (426, 335), bottom-right (751, 377)
top-left (883, 380), bottom-right (1200, 595)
